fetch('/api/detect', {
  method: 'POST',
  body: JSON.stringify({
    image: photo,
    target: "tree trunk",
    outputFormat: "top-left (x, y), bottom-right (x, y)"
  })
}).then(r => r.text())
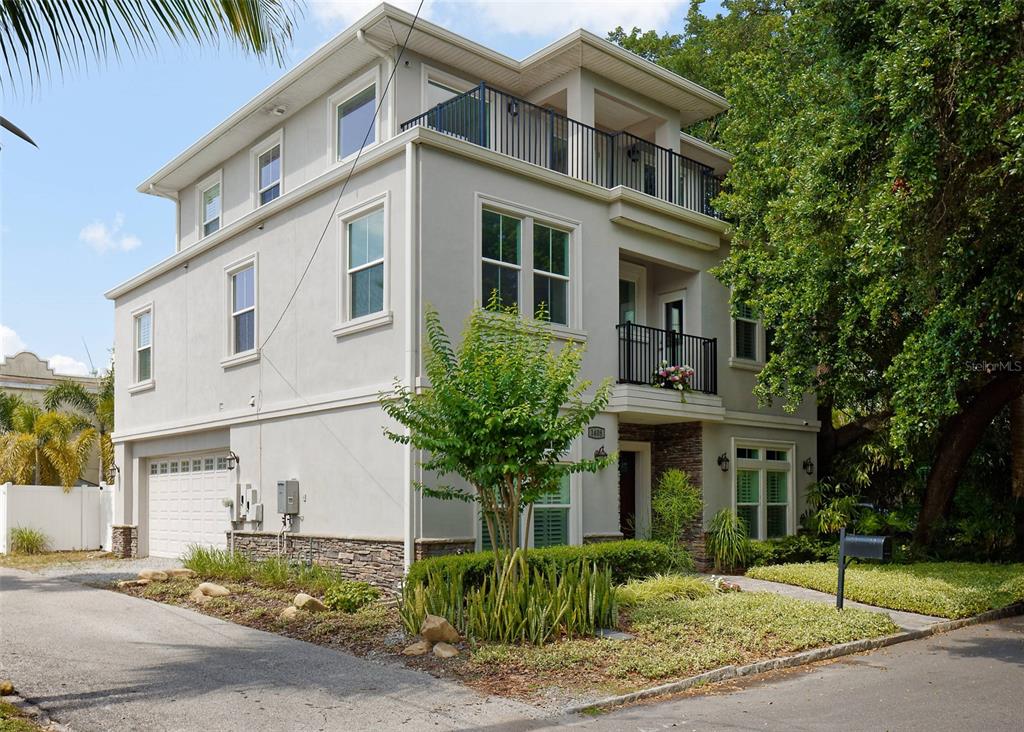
top-left (915, 375), bottom-right (1024, 547)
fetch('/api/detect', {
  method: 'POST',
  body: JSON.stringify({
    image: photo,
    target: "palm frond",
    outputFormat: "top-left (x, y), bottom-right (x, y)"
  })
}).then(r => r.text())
top-left (44, 379), bottom-right (98, 414)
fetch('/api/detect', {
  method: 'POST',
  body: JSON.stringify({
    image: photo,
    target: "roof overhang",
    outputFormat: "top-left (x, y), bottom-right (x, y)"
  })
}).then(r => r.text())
top-left (138, 3), bottom-right (728, 194)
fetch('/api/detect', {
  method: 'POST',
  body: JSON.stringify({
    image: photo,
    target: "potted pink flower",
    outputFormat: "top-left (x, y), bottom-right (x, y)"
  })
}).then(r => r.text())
top-left (652, 360), bottom-right (695, 401)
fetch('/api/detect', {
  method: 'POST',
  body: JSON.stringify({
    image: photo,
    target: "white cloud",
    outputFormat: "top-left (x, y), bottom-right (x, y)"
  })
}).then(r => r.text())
top-left (79, 212), bottom-right (142, 254)
top-left (1, 324), bottom-right (27, 358)
top-left (47, 354), bottom-right (92, 377)
top-left (309, 0), bottom-right (433, 25)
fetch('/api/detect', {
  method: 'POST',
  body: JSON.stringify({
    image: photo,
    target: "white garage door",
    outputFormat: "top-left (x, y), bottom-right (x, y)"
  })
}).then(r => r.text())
top-left (147, 453), bottom-right (233, 559)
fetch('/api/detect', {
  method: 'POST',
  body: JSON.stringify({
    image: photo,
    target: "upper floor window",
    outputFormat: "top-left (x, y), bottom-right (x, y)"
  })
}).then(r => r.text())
top-left (134, 308), bottom-right (152, 383)
top-left (533, 224), bottom-right (569, 325)
top-left (231, 264), bottom-right (256, 354)
top-left (481, 209), bottom-right (521, 309)
top-left (198, 173), bottom-right (222, 237)
top-left (733, 302), bottom-right (758, 361)
top-left (347, 208), bottom-right (385, 319)
top-left (337, 85), bottom-right (376, 161)
top-left (255, 139), bottom-right (281, 207)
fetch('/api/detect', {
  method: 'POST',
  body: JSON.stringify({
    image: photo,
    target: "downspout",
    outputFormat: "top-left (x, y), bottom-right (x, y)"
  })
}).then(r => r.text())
top-left (403, 140), bottom-right (420, 571)
top-left (357, 29), bottom-right (398, 137)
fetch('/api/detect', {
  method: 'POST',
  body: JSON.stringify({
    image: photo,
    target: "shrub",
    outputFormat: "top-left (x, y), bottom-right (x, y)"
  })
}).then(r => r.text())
top-left (182, 546), bottom-right (254, 582)
top-left (650, 469), bottom-right (702, 571)
top-left (324, 581), bottom-right (380, 613)
top-left (9, 527), bottom-right (49, 555)
top-left (705, 509), bottom-right (751, 572)
top-left (747, 534), bottom-right (836, 567)
top-left (406, 539), bottom-right (672, 589)
top-left (182, 546), bottom-right (358, 596)
top-left (616, 573), bottom-right (717, 608)
top-left (401, 550), bottom-right (617, 645)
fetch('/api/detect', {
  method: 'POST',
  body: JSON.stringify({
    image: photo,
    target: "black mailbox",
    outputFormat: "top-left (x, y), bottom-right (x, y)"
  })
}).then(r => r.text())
top-left (842, 534), bottom-right (892, 561)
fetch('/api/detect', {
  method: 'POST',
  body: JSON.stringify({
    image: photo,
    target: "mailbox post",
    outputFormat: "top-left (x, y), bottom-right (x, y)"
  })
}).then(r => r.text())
top-left (836, 527), bottom-right (892, 610)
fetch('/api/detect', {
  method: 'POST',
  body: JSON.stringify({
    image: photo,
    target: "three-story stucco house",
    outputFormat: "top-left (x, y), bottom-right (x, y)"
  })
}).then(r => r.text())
top-left (105, 4), bottom-right (819, 585)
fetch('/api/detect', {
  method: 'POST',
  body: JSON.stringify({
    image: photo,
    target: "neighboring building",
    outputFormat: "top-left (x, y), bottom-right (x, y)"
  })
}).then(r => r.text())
top-left (0, 351), bottom-right (102, 485)
top-left (105, 4), bottom-right (819, 580)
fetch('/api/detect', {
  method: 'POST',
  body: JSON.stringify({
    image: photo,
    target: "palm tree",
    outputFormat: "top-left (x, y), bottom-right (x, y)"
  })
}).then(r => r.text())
top-left (0, 390), bottom-right (26, 432)
top-left (0, 0), bottom-right (299, 145)
top-left (0, 403), bottom-right (96, 489)
top-left (44, 371), bottom-right (114, 484)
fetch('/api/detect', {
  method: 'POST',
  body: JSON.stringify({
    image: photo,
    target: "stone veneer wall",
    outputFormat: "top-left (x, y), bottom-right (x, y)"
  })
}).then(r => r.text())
top-left (230, 532), bottom-right (405, 592)
top-left (414, 538), bottom-right (475, 560)
top-left (111, 525), bottom-right (138, 558)
top-left (618, 422), bottom-right (709, 571)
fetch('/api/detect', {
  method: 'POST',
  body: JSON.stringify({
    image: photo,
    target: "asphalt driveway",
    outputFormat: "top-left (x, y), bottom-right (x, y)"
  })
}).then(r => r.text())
top-left (0, 567), bottom-right (541, 732)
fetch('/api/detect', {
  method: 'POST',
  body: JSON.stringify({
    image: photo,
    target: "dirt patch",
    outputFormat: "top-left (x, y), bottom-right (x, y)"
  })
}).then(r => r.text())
top-left (0, 550), bottom-right (115, 573)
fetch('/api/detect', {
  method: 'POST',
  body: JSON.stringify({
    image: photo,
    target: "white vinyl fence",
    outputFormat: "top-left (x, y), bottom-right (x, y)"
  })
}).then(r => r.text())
top-left (0, 483), bottom-right (115, 554)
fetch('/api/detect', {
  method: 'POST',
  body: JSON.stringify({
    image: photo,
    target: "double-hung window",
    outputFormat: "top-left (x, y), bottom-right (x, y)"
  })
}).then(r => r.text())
top-left (533, 224), bottom-right (569, 325)
top-left (734, 302), bottom-right (759, 361)
top-left (735, 444), bottom-right (792, 539)
top-left (337, 85), bottom-right (376, 161)
top-left (481, 209), bottom-right (521, 308)
top-left (532, 473), bottom-right (571, 548)
top-left (347, 208), bottom-right (385, 319)
top-left (134, 309), bottom-right (152, 383)
top-left (231, 264), bottom-right (256, 354)
top-left (200, 179), bottom-right (221, 237)
top-left (257, 143), bottom-right (281, 206)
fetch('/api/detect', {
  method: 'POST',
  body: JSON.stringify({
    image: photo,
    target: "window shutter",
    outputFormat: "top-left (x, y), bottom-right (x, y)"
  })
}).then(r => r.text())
top-left (533, 507), bottom-right (568, 548)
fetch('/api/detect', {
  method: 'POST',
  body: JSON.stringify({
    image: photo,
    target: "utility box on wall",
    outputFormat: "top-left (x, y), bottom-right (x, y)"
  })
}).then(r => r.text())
top-left (277, 480), bottom-right (299, 515)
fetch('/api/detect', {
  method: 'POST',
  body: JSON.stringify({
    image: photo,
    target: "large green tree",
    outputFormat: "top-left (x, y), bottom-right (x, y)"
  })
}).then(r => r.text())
top-left (381, 302), bottom-right (613, 555)
top-left (0, 403), bottom-right (96, 488)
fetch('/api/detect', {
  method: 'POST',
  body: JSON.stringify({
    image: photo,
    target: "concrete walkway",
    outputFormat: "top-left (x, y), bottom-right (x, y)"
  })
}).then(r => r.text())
top-left (723, 574), bottom-right (945, 630)
top-left (0, 567), bottom-right (543, 732)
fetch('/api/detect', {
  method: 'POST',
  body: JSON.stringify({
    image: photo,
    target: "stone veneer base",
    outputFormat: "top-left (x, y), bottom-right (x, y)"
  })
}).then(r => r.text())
top-left (111, 525), bottom-right (138, 559)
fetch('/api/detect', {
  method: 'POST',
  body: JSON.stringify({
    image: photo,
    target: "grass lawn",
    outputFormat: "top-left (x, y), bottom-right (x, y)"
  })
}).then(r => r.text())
top-left (0, 550), bottom-right (115, 572)
top-left (0, 701), bottom-right (44, 732)
top-left (114, 570), bottom-right (898, 705)
top-left (747, 562), bottom-right (1024, 619)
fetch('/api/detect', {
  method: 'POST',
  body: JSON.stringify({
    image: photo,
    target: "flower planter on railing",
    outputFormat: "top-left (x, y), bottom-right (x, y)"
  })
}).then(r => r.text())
top-left (616, 322), bottom-right (717, 395)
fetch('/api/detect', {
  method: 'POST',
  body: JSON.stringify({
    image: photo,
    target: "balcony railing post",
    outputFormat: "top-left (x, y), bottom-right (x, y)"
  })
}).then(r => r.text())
top-left (477, 81), bottom-right (487, 147)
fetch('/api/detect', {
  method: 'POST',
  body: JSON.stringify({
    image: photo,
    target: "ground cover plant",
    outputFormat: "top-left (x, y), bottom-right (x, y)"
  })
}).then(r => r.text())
top-left (0, 699), bottom-right (44, 732)
top-left (182, 546), bottom-right (362, 596)
top-left (7, 528), bottom-right (48, 555)
top-left (748, 562), bottom-right (1024, 619)
top-left (0, 549), bottom-right (113, 572)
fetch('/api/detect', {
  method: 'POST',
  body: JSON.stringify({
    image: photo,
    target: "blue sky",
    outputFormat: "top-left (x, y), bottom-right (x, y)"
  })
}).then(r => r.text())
top-left (0, 0), bottom-right (721, 376)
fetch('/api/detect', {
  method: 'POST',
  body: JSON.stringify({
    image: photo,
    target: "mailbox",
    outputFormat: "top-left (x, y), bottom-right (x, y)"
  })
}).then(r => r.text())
top-left (841, 534), bottom-right (892, 561)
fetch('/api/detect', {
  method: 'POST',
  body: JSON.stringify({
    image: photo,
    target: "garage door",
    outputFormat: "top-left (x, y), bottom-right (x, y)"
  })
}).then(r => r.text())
top-left (147, 453), bottom-right (233, 559)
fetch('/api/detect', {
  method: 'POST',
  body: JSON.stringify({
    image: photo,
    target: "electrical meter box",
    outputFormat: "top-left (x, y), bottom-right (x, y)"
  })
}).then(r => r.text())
top-left (277, 480), bottom-right (299, 515)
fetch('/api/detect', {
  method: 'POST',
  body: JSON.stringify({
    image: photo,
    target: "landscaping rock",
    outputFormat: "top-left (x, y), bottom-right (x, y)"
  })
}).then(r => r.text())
top-left (0, 679), bottom-right (14, 696)
top-left (195, 582), bottom-right (230, 598)
top-left (280, 606), bottom-right (300, 621)
top-left (167, 568), bottom-right (196, 579)
top-left (136, 579), bottom-right (151, 586)
top-left (116, 579), bottom-right (148, 588)
top-left (432, 642), bottom-right (460, 659)
top-left (293, 593), bottom-right (327, 612)
top-left (402, 640), bottom-right (433, 656)
top-left (189, 588), bottom-right (211, 604)
top-left (137, 569), bottom-right (168, 581)
top-left (420, 614), bottom-right (460, 643)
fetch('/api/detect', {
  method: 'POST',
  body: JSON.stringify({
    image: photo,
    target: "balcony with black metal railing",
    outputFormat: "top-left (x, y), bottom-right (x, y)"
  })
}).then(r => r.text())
top-left (616, 322), bottom-right (718, 395)
top-left (401, 82), bottom-right (724, 220)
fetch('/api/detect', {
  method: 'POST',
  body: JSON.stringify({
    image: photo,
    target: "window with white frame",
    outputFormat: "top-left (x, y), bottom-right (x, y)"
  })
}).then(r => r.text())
top-left (134, 308), bottom-right (152, 383)
top-left (734, 444), bottom-right (791, 539)
top-left (533, 224), bottom-right (569, 325)
top-left (479, 473), bottom-right (572, 550)
top-left (256, 142), bottom-right (281, 206)
top-left (337, 84), bottom-right (376, 161)
top-left (733, 302), bottom-right (759, 361)
top-left (347, 207), bottom-right (385, 319)
top-left (230, 263), bottom-right (256, 354)
top-left (481, 209), bottom-right (521, 308)
top-left (200, 178), bottom-right (221, 237)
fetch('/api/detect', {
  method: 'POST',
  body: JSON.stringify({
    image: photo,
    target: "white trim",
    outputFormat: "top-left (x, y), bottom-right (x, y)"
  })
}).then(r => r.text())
top-left (327, 65), bottom-right (383, 166)
top-left (128, 379), bottom-right (155, 395)
top-left (619, 261), bottom-right (647, 325)
top-left (619, 440), bottom-right (652, 539)
top-left (420, 63), bottom-right (475, 109)
top-left (250, 130), bottom-right (283, 209)
top-left (130, 302), bottom-right (154, 388)
top-left (657, 288), bottom-right (687, 333)
top-left (730, 436), bottom-right (796, 540)
top-left (331, 310), bottom-right (393, 338)
top-left (722, 409), bottom-right (820, 432)
top-left (196, 170), bottom-right (223, 240)
top-left (728, 356), bottom-right (763, 371)
top-left (337, 191), bottom-right (390, 325)
top-left (224, 253), bottom-right (258, 363)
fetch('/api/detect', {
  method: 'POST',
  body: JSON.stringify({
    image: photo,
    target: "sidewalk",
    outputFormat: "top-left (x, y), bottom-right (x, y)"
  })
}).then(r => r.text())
top-left (722, 574), bottom-right (944, 630)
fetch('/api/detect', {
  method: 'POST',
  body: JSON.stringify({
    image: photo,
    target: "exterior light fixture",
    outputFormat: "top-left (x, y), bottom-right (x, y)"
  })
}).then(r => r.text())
top-left (594, 446), bottom-right (608, 459)
top-left (227, 450), bottom-right (241, 470)
top-left (803, 457), bottom-right (815, 476)
top-left (717, 452), bottom-right (730, 472)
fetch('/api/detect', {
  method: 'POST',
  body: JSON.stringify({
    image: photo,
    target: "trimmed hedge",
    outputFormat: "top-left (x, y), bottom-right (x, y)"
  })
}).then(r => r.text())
top-left (747, 534), bottom-right (837, 567)
top-left (406, 539), bottom-right (674, 588)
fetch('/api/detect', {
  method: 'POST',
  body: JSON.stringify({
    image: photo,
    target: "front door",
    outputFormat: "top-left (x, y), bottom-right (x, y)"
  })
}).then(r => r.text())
top-left (618, 451), bottom-right (637, 539)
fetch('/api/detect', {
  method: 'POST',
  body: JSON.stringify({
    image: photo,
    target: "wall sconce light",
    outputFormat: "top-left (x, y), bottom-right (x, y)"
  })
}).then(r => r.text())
top-left (802, 457), bottom-right (815, 476)
top-left (227, 450), bottom-right (241, 470)
top-left (594, 446), bottom-right (608, 459)
top-left (717, 452), bottom-right (730, 472)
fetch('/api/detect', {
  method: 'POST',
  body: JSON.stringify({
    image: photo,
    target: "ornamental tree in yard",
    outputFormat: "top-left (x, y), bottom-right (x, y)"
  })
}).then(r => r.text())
top-left (380, 301), bottom-right (614, 556)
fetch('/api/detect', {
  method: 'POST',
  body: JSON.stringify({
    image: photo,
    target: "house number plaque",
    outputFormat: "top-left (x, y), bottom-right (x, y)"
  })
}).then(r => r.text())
top-left (587, 426), bottom-right (606, 440)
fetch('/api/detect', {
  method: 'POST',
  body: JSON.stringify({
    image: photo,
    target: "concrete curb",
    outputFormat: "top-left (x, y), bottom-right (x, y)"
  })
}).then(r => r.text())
top-left (563, 602), bottom-right (1024, 715)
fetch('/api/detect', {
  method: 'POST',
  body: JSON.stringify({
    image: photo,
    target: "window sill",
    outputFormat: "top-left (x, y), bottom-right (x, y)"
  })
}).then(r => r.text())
top-left (221, 350), bottom-right (260, 370)
top-left (128, 379), bottom-right (155, 395)
top-left (549, 324), bottom-right (588, 342)
top-left (728, 357), bottom-right (764, 372)
top-left (333, 310), bottom-right (393, 338)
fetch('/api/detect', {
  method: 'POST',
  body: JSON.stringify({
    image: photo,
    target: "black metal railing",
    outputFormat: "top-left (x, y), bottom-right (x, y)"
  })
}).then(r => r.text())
top-left (616, 322), bottom-right (718, 395)
top-left (401, 82), bottom-right (723, 219)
